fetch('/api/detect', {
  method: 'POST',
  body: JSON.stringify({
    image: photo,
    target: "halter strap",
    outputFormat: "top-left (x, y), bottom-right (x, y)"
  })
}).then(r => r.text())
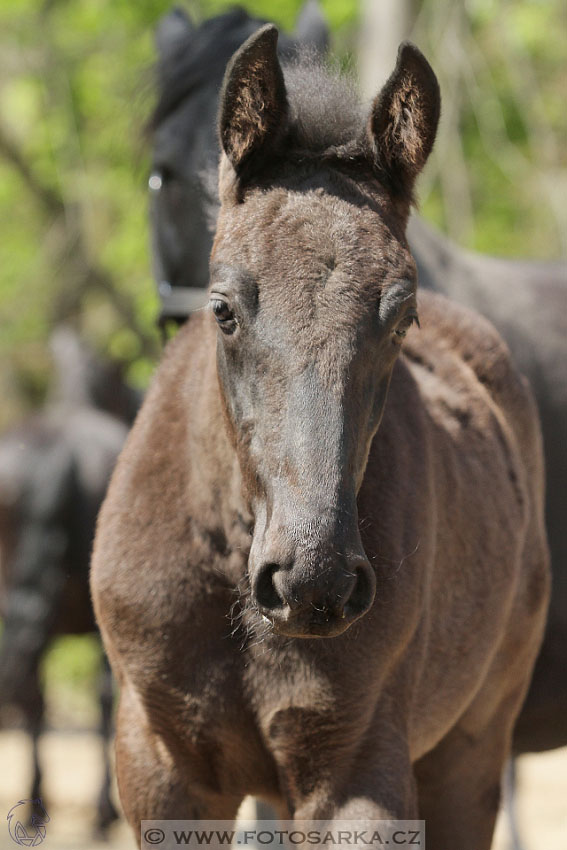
top-left (157, 281), bottom-right (209, 327)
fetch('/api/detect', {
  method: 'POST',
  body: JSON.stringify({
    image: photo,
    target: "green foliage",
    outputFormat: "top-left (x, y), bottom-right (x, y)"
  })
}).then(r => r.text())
top-left (40, 634), bottom-right (103, 727)
top-left (0, 0), bottom-right (169, 426)
top-left (194, 0), bottom-right (357, 30)
top-left (417, 0), bottom-right (566, 256)
top-left (0, 0), bottom-right (564, 431)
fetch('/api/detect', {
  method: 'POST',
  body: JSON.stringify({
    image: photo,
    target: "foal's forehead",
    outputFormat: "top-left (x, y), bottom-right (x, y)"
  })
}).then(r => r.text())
top-left (214, 183), bottom-right (415, 298)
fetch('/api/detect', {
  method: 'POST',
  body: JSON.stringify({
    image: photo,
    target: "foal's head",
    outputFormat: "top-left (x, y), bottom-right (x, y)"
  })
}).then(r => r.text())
top-left (211, 27), bottom-right (439, 638)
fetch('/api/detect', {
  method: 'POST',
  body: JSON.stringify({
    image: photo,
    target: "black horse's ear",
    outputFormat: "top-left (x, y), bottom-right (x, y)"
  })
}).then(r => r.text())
top-left (295, 0), bottom-right (329, 54)
top-left (155, 7), bottom-right (193, 58)
top-left (219, 24), bottom-right (288, 175)
top-left (367, 42), bottom-right (440, 201)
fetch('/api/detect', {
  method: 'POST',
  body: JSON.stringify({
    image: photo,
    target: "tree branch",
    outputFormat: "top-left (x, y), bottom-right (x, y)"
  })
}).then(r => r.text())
top-left (0, 121), bottom-right (158, 359)
top-left (0, 122), bottom-right (64, 218)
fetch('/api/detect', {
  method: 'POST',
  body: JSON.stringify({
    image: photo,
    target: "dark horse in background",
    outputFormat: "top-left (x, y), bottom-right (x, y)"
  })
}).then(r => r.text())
top-left (0, 327), bottom-right (139, 833)
top-left (92, 23), bottom-right (549, 850)
top-left (148, 6), bottom-right (567, 760)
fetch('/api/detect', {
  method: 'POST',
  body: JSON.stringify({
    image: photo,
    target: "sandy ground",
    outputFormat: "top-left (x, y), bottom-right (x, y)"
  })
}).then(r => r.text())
top-left (0, 729), bottom-right (565, 850)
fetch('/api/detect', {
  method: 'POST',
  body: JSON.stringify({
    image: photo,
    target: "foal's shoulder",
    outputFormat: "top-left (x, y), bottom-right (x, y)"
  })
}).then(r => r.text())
top-left (409, 290), bottom-right (524, 395)
top-left (404, 290), bottom-right (539, 456)
top-left (413, 290), bottom-right (511, 376)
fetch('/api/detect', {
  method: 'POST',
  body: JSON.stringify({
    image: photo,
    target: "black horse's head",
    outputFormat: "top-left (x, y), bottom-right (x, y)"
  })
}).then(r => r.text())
top-left (148, 3), bottom-right (330, 322)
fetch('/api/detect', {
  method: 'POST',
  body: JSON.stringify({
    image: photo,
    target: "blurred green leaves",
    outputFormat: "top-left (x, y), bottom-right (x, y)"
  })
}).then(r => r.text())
top-left (417, 0), bottom-right (566, 256)
top-left (0, 0), bottom-right (564, 429)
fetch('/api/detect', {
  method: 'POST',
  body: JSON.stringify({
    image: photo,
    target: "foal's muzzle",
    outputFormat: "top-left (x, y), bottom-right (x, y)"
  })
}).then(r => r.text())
top-left (251, 554), bottom-right (376, 638)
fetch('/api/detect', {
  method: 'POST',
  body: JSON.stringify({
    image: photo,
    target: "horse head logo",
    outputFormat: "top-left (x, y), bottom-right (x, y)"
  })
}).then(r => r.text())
top-left (7, 799), bottom-right (49, 847)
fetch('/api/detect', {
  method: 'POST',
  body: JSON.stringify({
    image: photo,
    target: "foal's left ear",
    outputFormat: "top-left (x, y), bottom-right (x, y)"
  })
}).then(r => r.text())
top-left (367, 43), bottom-right (440, 201)
top-left (219, 24), bottom-right (288, 176)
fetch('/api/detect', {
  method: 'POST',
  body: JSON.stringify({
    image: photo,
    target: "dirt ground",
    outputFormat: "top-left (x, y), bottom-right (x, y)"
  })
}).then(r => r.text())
top-left (0, 729), bottom-right (565, 850)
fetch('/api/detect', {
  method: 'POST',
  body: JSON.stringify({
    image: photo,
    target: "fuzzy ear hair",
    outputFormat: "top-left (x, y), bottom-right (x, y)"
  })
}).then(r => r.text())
top-left (219, 24), bottom-right (288, 176)
top-left (367, 42), bottom-right (440, 201)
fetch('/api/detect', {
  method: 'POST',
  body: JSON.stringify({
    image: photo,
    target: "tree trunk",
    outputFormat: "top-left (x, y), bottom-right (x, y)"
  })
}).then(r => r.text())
top-left (358, 0), bottom-right (413, 100)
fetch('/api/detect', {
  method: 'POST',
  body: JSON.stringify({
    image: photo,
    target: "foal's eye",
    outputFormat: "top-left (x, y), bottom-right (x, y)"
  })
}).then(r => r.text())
top-left (394, 310), bottom-right (420, 341)
top-left (210, 298), bottom-right (237, 333)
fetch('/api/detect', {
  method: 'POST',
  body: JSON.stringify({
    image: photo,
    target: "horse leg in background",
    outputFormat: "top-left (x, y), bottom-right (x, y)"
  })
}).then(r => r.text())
top-left (0, 602), bottom-right (57, 809)
top-left (94, 651), bottom-right (119, 835)
top-left (503, 758), bottom-right (527, 850)
top-left (2, 663), bottom-right (48, 817)
top-left (28, 673), bottom-right (45, 802)
top-left (0, 442), bottom-right (73, 797)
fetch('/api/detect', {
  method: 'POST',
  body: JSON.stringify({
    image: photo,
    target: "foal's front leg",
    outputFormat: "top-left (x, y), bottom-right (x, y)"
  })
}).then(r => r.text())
top-left (115, 686), bottom-right (241, 845)
top-left (413, 693), bottom-right (524, 850)
top-left (413, 720), bottom-right (508, 850)
top-left (267, 708), bottom-right (417, 823)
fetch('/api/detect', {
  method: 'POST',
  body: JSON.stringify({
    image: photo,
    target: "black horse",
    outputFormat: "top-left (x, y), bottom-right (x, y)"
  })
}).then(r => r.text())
top-left (149, 3), bottom-right (329, 326)
top-left (147, 7), bottom-right (567, 767)
top-left (0, 327), bottom-right (140, 833)
top-left (408, 216), bottom-right (567, 755)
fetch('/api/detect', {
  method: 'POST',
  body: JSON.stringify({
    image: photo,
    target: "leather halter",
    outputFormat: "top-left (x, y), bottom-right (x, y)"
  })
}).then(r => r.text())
top-left (150, 170), bottom-right (210, 330)
top-left (157, 280), bottom-right (209, 327)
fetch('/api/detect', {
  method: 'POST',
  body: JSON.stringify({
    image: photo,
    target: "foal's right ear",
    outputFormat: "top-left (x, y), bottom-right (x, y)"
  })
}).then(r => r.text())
top-left (367, 43), bottom-right (440, 202)
top-left (219, 25), bottom-right (288, 176)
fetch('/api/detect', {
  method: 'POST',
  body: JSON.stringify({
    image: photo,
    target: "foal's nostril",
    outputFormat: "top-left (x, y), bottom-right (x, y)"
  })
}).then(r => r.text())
top-left (343, 562), bottom-right (376, 617)
top-left (254, 563), bottom-right (285, 611)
